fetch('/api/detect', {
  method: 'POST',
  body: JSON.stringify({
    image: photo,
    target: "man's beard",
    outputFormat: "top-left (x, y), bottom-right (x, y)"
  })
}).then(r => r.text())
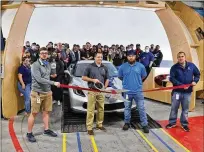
top-left (128, 60), bottom-right (136, 64)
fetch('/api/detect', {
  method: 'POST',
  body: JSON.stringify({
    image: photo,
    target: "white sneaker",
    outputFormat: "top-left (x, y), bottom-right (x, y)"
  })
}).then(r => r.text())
top-left (52, 100), bottom-right (57, 104)
top-left (57, 101), bottom-right (61, 106)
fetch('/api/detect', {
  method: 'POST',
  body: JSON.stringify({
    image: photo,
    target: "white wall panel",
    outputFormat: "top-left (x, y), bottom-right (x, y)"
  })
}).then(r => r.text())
top-left (24, 6), bottom-right (172, 60)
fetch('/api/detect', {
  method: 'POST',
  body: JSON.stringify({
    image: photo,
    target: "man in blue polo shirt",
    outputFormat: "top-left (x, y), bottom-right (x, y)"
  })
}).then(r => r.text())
top-left (166, 52), bottom-right (200, 132)
top-left (118, 50), bottom-right (149, 133)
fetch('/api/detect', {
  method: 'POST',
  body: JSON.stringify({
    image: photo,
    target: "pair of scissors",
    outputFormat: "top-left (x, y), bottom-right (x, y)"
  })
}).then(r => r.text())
top-left (93, 82), bottom-right (131, 102)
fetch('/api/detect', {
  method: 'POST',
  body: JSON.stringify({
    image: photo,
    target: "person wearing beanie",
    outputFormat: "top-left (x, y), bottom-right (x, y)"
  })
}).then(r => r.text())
top-left (118, 50), bottom-right (149, 133)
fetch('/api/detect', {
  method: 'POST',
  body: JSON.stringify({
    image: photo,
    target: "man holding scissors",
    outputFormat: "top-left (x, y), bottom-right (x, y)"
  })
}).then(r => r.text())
top-left (82, 52), bottom-right (109, 135)
top-left (118, 50), bottom-right (149, 133)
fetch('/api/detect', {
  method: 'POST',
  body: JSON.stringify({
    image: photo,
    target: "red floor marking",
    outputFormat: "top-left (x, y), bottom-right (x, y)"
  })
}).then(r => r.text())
top-left (158, 116), bottom-right (204, 152)
top-left (8, 117), bottom-right (24, 152)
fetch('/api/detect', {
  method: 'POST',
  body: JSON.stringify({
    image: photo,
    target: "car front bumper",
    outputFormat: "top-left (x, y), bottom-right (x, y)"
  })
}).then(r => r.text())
top-left (68, 89), bottom-right (136, 113)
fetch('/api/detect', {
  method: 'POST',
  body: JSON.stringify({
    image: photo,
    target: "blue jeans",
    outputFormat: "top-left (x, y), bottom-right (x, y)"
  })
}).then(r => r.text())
top-left (17, 82), bottom-right (31, 113)
top-left (169, 92), bottom-right (191, 126)
top-left (124, 92), bottom-right (148, 126)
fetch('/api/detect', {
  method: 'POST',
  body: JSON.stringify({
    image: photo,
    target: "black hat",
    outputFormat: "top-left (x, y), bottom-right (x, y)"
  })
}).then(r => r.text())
top-left (127, 50), bottom-right (136, 56)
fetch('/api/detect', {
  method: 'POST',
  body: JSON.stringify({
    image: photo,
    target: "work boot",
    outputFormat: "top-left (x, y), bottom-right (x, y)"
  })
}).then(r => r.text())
top-left (27, 132), bottom-right (36, 142)
top-left (87, 130), bottom-right (94, 135)
top-left (122, 123), bottom-right (130, 131)
top-left (96, 126), bottom-right (107, 132)
top-left (166, 123), bottom-right (176, 129)
top-left (182, 126), bottom-right (190, 132)
top-left (142, 126), bottom-right (149, 133)
top-left (44, 129), bottom-right (58, 137)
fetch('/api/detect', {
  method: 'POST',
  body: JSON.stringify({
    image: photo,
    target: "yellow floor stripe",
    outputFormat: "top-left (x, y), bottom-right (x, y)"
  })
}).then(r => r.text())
top-left (160, 129), bottom-right (190, 152)
top-left (62, 133), bottom-right (67, 152)
top-left (136, 130), bottom-right (159, 152)
top-left (90, 135), bottom-right (99, 152)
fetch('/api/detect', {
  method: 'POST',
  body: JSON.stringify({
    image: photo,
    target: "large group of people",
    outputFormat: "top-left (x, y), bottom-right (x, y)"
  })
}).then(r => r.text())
top-left (23, 41), bottom-right (163, 70)
top-left (17, 40), bottom-right (200, 143)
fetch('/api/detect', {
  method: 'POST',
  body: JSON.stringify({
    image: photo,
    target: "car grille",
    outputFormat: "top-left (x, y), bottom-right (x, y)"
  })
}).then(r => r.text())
top-left (82, 102), bottom-right (124, 111)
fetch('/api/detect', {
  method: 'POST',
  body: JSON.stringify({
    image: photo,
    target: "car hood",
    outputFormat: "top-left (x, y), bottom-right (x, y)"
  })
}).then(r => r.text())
top-left (71, 76), bottom-right (124, 103)
top-left (71, 77), bottom-right (88, 88)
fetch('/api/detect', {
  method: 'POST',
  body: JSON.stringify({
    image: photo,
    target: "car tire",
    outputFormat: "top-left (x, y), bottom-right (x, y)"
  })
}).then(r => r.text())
top-left (62, 91), bottom-right (71, 112)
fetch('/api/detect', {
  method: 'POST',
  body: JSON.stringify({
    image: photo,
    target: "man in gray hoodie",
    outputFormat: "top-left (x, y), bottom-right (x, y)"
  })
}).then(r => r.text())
top-left (27, 47), bottom-right (60, 143)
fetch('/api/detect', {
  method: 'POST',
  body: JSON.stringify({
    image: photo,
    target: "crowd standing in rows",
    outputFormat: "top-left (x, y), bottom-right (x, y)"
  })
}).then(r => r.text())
top-left (23, 41), bottom-right (163, 70)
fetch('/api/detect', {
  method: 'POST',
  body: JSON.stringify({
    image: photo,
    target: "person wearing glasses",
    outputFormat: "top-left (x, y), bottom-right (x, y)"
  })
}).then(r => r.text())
top-left (17, 57), bottom-right (32, 115)
top-left (166, 52), bottom-right (200, 132)
top-left (27, 47), bottom-right (61, 142)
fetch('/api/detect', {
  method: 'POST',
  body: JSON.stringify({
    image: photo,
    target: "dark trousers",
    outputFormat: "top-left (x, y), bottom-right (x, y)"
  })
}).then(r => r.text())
top-left (142, 66), bottom-right (151, 82)
top-left (51, 76), bottom-right (63, 101)
top-left (51, 85), bottom-right (62, 101)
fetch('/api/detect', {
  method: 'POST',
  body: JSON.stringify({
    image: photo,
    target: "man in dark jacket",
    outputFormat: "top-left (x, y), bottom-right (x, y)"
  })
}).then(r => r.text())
top-left (135, 44), bottom-right (143, 62)
top-left (113, 48), bottom-right (123, 70)
top-left (152, 45), bottom-right (163, 67)
top-left (166, 52), bottom-right (200, 132)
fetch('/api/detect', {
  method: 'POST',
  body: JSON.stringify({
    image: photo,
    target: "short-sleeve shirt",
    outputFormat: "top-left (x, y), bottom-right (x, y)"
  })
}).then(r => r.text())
top-left (118, 62), bottom-right (147, 94)
top-left (139, 52), bottom-right (154, 67)
top-left (83, 62), bottom-right (109, 89)
top-left (18, 65), bottom-right (32, 85)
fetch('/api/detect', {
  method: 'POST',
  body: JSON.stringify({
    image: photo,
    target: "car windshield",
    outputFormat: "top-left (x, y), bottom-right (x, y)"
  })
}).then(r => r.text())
top-left (73, 62), bottom-right (118, 77)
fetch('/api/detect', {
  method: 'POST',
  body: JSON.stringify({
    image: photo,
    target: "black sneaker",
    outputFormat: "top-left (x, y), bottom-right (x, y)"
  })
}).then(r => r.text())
top-left (44, 129), bottom-right (58, 137)
top-left (166, 123), bottom-right (176, 129)
top-left (182, 126), bottom-right (190, 132)
top-left (26, 132), bottom-right (36, 142)
top-left (142, 126), bottom-right (149, 133)
top-left (122, 123), bottom-right (130, 131)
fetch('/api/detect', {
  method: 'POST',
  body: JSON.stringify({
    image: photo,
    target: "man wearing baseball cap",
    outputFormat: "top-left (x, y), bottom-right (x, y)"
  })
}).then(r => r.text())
top-left (118, 50), bottom-right (149, 133)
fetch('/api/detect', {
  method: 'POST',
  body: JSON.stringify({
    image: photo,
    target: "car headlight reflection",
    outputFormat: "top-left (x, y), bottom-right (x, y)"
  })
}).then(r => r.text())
top-left (73, 88), bottom-right (85, 97)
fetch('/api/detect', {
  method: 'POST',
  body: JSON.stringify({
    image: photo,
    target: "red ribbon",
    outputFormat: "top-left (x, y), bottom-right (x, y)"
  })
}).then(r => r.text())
top-left (142, 84), bottom-right (192, 92)
top-left (60, 84), bottom-right (192, 94)
top-left (60, 84), bottom-right (118, 94)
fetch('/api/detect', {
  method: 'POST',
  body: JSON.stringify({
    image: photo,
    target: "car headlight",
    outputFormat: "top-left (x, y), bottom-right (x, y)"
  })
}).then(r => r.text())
top-left (73, 88), bottom-right (85, 97)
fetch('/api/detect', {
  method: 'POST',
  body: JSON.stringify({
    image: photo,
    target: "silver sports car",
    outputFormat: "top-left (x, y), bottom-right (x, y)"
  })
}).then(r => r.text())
top-left (63, 60), bottom-right (135, 113)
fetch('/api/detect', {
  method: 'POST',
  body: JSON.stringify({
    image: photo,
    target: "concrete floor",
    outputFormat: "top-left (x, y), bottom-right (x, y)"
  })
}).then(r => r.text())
top-left (1, 99), bottom-right (203, 152)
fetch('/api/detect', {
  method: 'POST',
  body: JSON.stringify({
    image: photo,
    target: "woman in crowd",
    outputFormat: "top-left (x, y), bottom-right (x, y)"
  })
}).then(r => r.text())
top-left (50, 51), bottom-right (64, 105)
top-left (17, 57), bottom-right (32, 115)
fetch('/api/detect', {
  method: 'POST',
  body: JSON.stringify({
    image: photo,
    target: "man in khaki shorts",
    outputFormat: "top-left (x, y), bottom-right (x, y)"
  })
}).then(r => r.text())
top-left (27, 47), bottom-right (60, 142)
top-left (82, 52), bottom-right (109, 135)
